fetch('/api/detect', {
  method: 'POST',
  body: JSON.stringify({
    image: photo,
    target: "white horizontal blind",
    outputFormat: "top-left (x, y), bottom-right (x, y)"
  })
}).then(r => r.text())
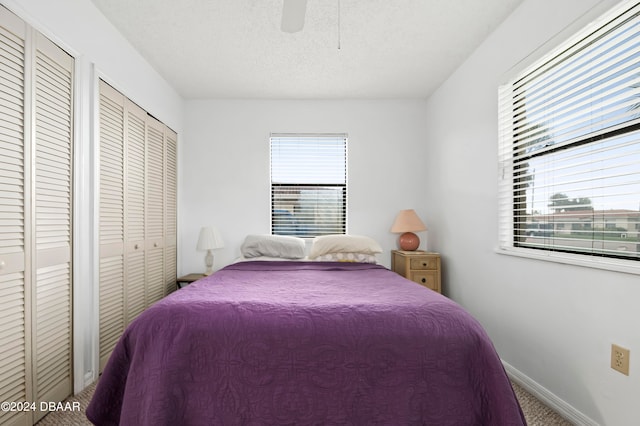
top-left (270, 134), bottom-right (347, 237)
top-left (498, 0), bottom-right (640, 261)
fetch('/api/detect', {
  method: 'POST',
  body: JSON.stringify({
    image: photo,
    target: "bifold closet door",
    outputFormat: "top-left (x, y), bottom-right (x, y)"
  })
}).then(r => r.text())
top-left (0, 7), bottom-right (30, 426)
top-left (98, 80), bottom-right (125, 371)
top-left (97, 83), bottom-right (150, 367)
top-left (0, 5), bottom-right (73, 425)
top-left (145, 117), bottom-right (164, 305)
top-left (98, 80), bottom-right (178, 371)
top-left (164, 130), bottom-right (177, 295)
top-left (31, 30), bottom-right (73, 423)
top-left (123, 99), bottom-right (147, 324)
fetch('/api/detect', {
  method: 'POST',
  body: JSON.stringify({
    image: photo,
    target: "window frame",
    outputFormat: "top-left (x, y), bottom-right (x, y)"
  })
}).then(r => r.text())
top-left (497, 0), bottom-right (640, 275)
top-left (270, 133), bottom-right (348, 238)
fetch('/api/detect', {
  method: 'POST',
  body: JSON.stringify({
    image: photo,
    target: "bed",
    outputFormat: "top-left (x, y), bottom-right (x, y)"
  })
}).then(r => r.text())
top-left (87, 255), bottom-right (525, 425)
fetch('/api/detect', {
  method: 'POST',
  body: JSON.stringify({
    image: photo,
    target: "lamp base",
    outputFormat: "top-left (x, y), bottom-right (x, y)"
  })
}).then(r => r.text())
top-left (398, 232), bottom-right (420, 251)
top-left (204, 250), bottom-right (214, 276)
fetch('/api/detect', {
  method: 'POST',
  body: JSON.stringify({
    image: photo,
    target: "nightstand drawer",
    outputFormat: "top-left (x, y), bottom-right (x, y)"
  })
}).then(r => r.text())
top-left (391, 250), bottom-right (442, 294)
top-left (411, 271), bottom-right (439, 291)
top-left (410, 257), bottom-right (438, 270)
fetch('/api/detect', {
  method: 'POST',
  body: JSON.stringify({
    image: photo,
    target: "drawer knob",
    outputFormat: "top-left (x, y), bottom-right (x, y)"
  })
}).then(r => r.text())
top-left (0, 261), bottom-right (5, 270)
top-left (154, 243), bottom-right (158, 247)
top-left (134, 244), bottom-right (139, 250)
top-left (421, 278), bottom-right (426, 283)
top-left (422, 262), bottom-right (427, 267)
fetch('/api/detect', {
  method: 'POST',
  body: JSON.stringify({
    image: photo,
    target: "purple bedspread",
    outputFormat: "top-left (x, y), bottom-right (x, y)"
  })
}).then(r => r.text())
top-left (87, 261), bottom-right (525, 425)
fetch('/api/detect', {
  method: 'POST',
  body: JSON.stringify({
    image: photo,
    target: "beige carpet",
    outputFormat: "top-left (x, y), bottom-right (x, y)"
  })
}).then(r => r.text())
top-left (36, 380), bottom-right (572, 425)
top-left (511, 381), bottom-right (573, 426)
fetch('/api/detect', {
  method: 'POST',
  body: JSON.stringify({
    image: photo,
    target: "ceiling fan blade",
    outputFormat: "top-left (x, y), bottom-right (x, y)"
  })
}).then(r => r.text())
top-left (281, 0), bottom-right (308, 33)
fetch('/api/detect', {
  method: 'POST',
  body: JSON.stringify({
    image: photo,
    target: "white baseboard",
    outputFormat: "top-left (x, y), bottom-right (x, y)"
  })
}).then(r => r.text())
top-left (84, 371), bottom-right (96, 387)
top-left (503, 361), bottom-right (599, 426)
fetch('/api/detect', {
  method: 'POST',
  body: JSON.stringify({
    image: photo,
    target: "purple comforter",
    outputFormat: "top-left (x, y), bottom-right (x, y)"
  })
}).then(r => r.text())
top-left (87, 261), bottom-right (525, 425)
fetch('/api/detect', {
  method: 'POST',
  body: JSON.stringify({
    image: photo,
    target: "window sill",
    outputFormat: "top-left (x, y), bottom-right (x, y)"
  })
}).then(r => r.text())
top-left (495, 246), bottom-right (640, 276)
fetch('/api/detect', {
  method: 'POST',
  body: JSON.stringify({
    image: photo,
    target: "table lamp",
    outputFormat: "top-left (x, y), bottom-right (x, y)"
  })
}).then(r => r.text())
top-left (197, 226), bottom-right (224, 275)
top-left (390, 209), bottom-right (427, 251)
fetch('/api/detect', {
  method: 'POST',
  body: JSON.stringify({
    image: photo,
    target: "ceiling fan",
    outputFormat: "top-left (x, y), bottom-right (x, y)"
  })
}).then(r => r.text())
top-left (281, 0), bottom-right (308, 33)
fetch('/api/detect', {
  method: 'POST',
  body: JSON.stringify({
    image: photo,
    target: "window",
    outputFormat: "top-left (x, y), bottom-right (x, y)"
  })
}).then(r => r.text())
top-left (498, 1), bottom-right (640, 263)
top-left (270, 134), bottom-right (347, 237)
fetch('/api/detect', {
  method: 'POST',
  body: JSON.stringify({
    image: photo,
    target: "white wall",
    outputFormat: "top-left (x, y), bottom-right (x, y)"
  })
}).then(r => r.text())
top-left (423, 0), bottom-right (639, 425)
top-left (3, 0), bottom-right (184, 392)
top-left (4, 0), bottom-right (183, 129)
top-left (179, 99), bottom-right (429, 274)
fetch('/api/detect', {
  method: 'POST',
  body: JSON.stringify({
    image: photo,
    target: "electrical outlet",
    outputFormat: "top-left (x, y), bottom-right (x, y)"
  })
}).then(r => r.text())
top-left (611, 344), bottom-right (630, 376)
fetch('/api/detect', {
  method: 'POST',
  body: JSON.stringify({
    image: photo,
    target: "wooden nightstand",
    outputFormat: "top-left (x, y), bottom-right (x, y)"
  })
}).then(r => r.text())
top-left (177, 273), bottom-right (206, 289)
top-left (391, 250), bottom-right (441, 293)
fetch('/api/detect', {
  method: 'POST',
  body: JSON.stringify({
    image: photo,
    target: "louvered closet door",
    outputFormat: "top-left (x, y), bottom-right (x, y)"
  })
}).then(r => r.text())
top-left (164, 129), bottom-right (177, 295)
top-left (124, 100), bottom-right (146, 323)
top-left (0, 7), bottom-right (30, 426)
top-left (145, 117), bottom-right (164, 305)
top-left (1, 7), bottom-right (73, 424)
top-left (97, 81), bottom-right (178, 371)
top-left (98, 81), bottom-right (125, 371)
top-left (32, 31), bottom-right (73, 422)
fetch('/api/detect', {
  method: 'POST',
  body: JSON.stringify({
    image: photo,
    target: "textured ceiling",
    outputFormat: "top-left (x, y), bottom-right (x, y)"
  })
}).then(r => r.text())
top-left (91, 0), bottom-right (523, 99)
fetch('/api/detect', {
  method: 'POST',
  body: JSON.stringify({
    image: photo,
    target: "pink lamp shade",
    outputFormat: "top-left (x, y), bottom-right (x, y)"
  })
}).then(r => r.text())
top-left (390, 209), bottom-right (427, 251)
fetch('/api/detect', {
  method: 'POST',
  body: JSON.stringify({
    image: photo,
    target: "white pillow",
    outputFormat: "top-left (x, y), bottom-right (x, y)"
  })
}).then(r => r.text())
top-left (312, 252), bottom-right (377, 263)
top-left (241, 234), bottom-right (306, 259)
top-left (308, 234), bottom-right (382, 259)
